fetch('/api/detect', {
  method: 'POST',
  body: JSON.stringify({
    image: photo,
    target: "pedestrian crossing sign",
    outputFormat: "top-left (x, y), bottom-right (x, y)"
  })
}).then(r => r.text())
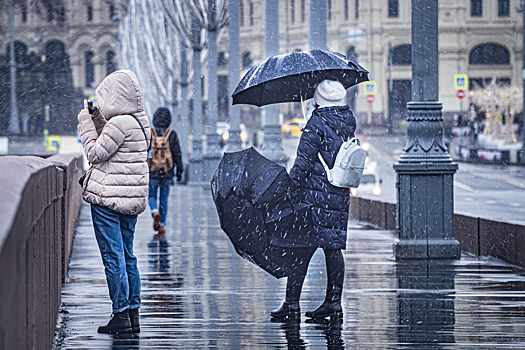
top-left (454, 74), bottom-right (468, 90)
top-left (363, 81), bottom-right (377, 95)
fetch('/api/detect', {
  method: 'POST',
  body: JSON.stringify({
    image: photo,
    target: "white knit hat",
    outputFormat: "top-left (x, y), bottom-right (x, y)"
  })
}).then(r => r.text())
top-left (314, 80), bottom-right (346, 107)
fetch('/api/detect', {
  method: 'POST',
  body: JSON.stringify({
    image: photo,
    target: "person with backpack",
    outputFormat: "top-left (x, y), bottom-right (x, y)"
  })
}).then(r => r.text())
top-left (148, 107), bottom-right (184, 237)
top-left (77, 70), bottom-right (150, 334)
top-left (270, 80), bottom-right (356, 320)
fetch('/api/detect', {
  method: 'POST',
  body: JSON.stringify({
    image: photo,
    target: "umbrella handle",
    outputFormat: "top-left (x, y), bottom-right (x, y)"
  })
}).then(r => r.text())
top-left (300, 95), bottom-right (307, 123)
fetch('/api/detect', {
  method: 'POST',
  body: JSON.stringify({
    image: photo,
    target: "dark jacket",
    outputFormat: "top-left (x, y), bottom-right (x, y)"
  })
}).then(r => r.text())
top-left (150, 107), bottom-right (183, 180)
top-left (289, 105), bottom-right (357, 250)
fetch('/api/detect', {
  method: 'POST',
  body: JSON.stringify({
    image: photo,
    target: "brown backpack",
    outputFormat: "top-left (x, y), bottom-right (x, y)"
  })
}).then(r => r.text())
top-left (148, 128), bottom-right (173, 173)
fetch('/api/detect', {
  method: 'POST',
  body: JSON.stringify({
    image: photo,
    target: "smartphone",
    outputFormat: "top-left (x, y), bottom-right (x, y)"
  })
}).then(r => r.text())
top-left (87, 100), bottom-right (95, 114)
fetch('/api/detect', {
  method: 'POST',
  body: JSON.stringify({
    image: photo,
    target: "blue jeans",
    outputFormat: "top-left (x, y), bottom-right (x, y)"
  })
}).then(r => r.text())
top-left (91, 204), bottom-right (141, 313)
top-left (148, 178), bottom-right (171, 226)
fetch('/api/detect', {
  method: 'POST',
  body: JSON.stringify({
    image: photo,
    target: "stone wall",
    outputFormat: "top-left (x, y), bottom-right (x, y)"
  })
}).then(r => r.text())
top-left (350, 196), bottom-right (525, 268)
top-left (0, 154), bottom-right (83, 350)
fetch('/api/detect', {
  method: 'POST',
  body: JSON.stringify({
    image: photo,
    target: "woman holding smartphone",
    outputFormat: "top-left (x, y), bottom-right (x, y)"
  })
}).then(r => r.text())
top-left (77, 70), bottom-right (150, 334)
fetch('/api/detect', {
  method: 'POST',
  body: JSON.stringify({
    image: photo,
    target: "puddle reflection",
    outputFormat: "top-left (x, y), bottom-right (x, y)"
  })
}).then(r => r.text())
top-left (146, 235), bottom-right (185, 319)
top-left (396, 260), bottom-right (457, 349)
top-left (306, 318), bottom-right (344, 350)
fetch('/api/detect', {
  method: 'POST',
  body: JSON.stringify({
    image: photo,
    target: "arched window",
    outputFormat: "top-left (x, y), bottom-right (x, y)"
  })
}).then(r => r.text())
top-left (45, 40), bottom-right (67, 69)
top-left (242, 51), bottom-right (253, 69)
top-left (469, 43), bottom-right (510, 65)
top-left (106, 51), bottom-right (116, 76)
top-left (346, 46), bottom-right (357, 61)
top-left (85, 52), bottom-right (94, 88)
top-left (9, 41), bottom-right (28, 62)
top-left (390, 44), bottom-right (411, 66)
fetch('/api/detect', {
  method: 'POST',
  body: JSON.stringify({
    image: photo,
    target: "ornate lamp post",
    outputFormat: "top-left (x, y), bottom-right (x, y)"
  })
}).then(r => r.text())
top-left (8, 0), bottom-right (20, 134)
top-left (259, 0), bottom-right (288, 166)
top-left (518, 0), bottom-right (525, 164)
top-left (225, 0), bottom-right (243, 152)
top-left (393, 0), bottom-right (460, 259)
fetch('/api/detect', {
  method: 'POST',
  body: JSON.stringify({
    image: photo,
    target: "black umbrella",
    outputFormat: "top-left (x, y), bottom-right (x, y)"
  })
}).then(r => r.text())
top-left (211, 147), bottom-right (317, 278)
top-left (232, 49), bottom-right (369, 107)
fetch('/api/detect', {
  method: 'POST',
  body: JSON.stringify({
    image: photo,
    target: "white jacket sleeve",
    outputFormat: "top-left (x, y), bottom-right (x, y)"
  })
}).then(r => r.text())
top-left (78, 114), bottom-right (126, 164)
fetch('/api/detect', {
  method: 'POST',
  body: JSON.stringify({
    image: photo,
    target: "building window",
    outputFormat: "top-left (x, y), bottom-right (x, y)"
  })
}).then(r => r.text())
top-left (328, 0), bottom-right (332, 21)
top-left (388, 0), bottom-right (398, 17)
top-left (22, 4), bottom-right (27, 23)
top-left (356, 0), bottom-right (359, 19)
top-left (218, 51), bottom-right (228, 66)
top-left (344, 0), bottom-right (348, 20)
top-left (240, 1), bottom-right (244, 26)
top-left (47, 5), bottom-right (54, 22)
top-left (471, 0), bottom-right (482, 17)
top-left (291, 0), bottom-right (295, 23)
top-left (106, 51), bottom-right (116, 76)
top-left (249, 2), bottom-right (254, 26)
top-left (87, 5), bottom-right (93, 21)
top-left (46, 40), bottom-right (67, 69)
top-left (58, 6), bottom-right (65, 22)
top-left (85, 52), bottom-right (94, 88)
top-left (242, 51), bottom-right (253, 69)
top-left (110, 4), bottom-right (116, 20)
top-left (301, 0), bottom-right (305, 22)
top-left (498, 0), bottom-right (509, 17)
top-left (390, 44), bottom-right (411, 65)
top-left (469, 43), bottom-right (510, 65)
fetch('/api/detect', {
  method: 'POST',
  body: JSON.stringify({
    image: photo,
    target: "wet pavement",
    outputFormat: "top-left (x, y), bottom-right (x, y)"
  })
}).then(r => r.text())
top-left (53, 185), bottom-right (525, 349)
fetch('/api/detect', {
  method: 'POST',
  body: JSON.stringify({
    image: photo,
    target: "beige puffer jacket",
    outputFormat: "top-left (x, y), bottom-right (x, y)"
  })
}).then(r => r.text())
top-left (78, 70), bottom-right (151, 215)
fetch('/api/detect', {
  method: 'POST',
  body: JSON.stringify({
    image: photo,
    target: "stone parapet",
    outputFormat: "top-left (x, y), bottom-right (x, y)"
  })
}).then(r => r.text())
top-left (0, 154), bottom-right (83, 350)
top-left (350, 196), bottom-right (525, 268)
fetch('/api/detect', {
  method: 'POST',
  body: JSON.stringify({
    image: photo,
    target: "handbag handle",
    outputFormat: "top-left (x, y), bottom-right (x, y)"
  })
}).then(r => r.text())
top-left (130, 114), bottom-right (150, 151)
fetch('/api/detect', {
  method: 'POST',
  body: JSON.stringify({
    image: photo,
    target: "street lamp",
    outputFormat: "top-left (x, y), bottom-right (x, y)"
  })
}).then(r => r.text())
top-left (518, 0), bottom-right (525, 163)
top-left (393, 0), bottom-right (460, 259)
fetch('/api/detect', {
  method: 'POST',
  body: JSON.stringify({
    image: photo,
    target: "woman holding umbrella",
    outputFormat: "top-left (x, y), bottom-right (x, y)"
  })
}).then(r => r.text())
top-left (270, 79), bottom-right (356, 319)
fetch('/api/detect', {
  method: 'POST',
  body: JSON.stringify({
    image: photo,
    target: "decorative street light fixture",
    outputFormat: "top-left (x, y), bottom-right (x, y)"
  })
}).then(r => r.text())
top-left (393, 0), bottom-right (461, 259)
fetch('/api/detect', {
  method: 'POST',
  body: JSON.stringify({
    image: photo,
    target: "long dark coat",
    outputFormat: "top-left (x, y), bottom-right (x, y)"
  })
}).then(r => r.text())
top-left (289, 105), bottom-right (357, 250)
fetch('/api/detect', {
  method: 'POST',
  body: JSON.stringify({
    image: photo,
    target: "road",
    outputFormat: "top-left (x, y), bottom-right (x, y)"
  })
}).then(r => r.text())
top-left (282, 135), bottom-right (525, 225)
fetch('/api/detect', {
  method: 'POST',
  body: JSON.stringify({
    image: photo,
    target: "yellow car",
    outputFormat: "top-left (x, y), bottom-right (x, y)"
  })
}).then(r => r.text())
top-left (281, 118), bottom-right (304, 137)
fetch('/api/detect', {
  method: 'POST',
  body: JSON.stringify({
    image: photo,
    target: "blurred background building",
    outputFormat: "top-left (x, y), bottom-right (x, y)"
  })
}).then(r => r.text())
top-left (213, 0), bottom-right (522, 135)
top-left (0, 0), bottom-right (522, 137)
top-left (0, 0), bottom-right (127, 135)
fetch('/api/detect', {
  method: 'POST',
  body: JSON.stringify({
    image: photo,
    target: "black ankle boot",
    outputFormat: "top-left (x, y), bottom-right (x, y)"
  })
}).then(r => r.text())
top-left (129, 308), bottom-right (140, 333)
top-left (97, 310), bottom-right (132, 334)
top-left (306, 286), bottom-right (343, 319)
top-left (270, 301), bottom-right (300, 318)
top-left (306, 285), bottom-right (332, 318)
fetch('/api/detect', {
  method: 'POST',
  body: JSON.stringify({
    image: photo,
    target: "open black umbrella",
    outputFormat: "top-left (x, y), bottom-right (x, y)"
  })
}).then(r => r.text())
top-left (211, 147), bottom-right (317, 278)
top-left (232, 49), bottom-right (369, 107)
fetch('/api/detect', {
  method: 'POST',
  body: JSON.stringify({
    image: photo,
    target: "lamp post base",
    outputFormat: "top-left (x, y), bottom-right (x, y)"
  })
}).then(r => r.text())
top-left (394, 239), bottom-right (461, 260)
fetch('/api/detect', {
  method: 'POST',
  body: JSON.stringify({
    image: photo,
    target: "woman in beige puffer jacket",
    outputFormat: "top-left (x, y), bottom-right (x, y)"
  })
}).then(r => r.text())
top-left (77, 70), bottom-right (150, 334)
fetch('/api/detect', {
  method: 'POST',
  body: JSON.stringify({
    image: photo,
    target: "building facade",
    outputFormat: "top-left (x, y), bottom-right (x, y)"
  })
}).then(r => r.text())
top-left (0, 0), bottom-right (126, 134)
top-left (215, 0), bottom-right (522, 134)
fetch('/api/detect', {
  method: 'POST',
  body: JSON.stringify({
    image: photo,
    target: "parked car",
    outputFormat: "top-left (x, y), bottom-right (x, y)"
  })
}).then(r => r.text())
top-left (281, 118), bottom-right (304, 137)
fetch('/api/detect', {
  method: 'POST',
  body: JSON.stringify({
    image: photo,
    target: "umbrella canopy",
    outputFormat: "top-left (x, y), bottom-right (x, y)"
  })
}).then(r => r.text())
top-left (211, 147), bottom-right (317, 278)
top-left (232, 49), bottom-right (369, 107)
